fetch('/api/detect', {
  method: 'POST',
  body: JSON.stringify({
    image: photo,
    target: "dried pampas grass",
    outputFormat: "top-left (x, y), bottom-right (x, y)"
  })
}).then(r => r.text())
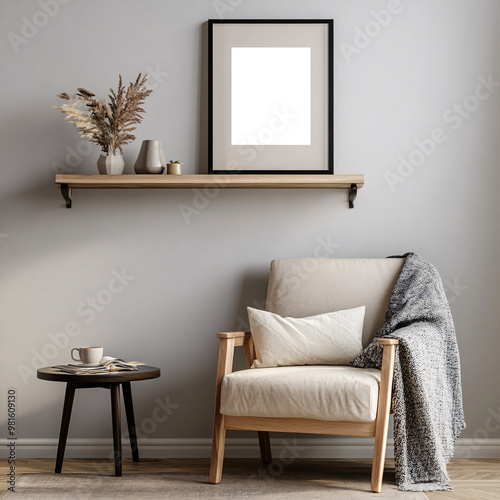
top-left (53, 73), bottom-right (153, 154)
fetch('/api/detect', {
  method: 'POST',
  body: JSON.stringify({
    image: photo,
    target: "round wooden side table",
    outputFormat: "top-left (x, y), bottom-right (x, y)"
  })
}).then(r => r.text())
top-left (37, 365), bottom-right (161, 476)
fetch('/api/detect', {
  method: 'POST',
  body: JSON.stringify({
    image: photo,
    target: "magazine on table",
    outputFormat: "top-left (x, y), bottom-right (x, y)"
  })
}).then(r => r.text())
top-left (53, 356), bottom-right (145, 375)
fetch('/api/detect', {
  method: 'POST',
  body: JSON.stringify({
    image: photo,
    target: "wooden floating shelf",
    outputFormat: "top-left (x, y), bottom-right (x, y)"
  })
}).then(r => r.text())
top-left (55, 174), bottom-right (365, 209)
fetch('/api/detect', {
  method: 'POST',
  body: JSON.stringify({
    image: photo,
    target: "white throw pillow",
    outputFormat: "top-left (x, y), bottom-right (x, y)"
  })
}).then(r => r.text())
top-left (248, 306), bottom-right (365, 368)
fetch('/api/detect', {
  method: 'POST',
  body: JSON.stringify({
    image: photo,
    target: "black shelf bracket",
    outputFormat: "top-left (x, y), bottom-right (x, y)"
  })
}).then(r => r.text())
top-left (60, 184), bottom-right (72, 208)
top-left (348, 183), bottom-right (358, 209)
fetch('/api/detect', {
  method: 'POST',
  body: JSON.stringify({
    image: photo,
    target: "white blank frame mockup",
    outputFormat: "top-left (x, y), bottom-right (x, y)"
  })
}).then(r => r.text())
top-left (231, 47), bottom-right (311, 146)
top-left (209, 20), bottom-right (333, 174)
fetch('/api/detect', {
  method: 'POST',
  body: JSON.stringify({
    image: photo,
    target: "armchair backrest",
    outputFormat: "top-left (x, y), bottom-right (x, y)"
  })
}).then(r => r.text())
top-left (266, 258), bottom-right (405, 347)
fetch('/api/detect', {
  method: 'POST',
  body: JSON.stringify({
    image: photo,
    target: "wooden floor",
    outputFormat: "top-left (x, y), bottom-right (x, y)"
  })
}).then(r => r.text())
top-left (1, 458), bottom-right (499, 499)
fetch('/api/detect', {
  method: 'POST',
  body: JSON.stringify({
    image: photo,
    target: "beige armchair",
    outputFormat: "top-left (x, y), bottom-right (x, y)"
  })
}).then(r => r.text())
top-left (209, 258), bottom-right (404, 493)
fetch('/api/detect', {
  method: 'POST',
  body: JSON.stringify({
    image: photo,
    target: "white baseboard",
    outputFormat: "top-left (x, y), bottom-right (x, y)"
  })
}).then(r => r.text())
top-left (1, 437), bottom-right (499, 459)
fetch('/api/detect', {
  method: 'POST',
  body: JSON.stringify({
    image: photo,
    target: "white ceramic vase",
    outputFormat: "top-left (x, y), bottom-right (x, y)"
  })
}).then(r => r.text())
top-left (134, 140), bottom-right (166, 174)
top-left (97, 152), bottom-right (125, 175)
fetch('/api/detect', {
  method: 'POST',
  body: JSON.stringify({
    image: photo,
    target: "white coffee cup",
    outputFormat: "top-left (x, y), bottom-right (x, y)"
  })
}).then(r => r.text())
top-left (71, 346), bottom-right (104, 364)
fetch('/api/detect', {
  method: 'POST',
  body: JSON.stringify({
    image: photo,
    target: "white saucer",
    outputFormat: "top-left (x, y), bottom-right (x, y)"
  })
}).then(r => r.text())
top-left (69, 363), bottom-right (101, 368)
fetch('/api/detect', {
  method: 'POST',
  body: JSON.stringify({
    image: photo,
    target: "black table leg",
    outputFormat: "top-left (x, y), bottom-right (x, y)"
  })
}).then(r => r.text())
top-left (55, 382), bottom-right (75, 473)
top-left (122, 382), bottom-right (139, 462)
top-left (110, 383), bottom-right (122, 476)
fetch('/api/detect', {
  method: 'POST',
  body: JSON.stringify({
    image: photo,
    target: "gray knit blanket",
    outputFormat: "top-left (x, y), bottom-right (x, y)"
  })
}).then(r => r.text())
top-left (351, 253), bottom-right (466, 491)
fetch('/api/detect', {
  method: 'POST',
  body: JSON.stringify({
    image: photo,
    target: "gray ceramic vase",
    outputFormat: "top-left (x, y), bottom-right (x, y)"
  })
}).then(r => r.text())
top-left (134, 140), bottom-right (166, 174)
top-left (97, 152), bottom-right (125, 175)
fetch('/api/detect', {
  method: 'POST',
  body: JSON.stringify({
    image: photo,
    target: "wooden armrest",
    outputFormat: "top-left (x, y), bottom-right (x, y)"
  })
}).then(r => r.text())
top-left (215, 331), bottom-right (256, 370)
top-left (212, 330), bottom-right (256, 426)
top-left (217, 331), bottom-right (251, 339)
top-left (377, 338), bottom-right (399, 346)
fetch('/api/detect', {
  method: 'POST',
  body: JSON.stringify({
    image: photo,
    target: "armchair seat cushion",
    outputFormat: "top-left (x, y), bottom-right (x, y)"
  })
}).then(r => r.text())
top-left (220, 365), bottom-right (382, 423)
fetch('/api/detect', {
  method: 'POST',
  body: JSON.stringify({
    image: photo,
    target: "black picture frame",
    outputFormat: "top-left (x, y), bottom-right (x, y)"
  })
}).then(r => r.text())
top-left (208, 19), bottom-right (334, 175)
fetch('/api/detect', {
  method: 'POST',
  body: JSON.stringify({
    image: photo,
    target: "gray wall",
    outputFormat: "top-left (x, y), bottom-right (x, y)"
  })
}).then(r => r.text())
top-left (1, 0), bottom-right (499, 455)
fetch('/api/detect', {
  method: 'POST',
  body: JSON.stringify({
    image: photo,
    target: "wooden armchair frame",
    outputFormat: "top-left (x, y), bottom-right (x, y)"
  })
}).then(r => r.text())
top-left (209, 331), bottom-right (399, 493)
